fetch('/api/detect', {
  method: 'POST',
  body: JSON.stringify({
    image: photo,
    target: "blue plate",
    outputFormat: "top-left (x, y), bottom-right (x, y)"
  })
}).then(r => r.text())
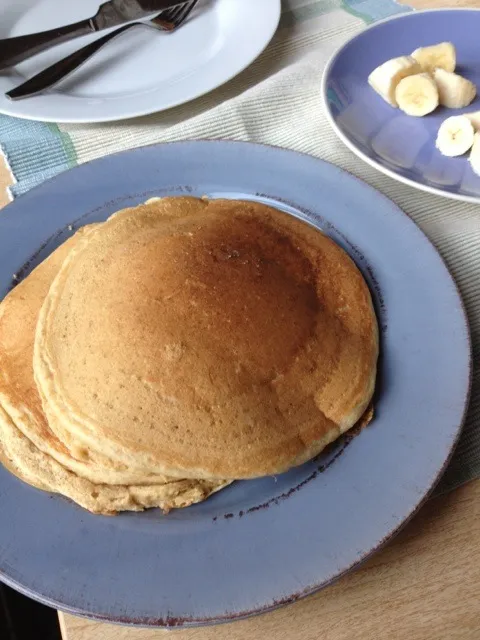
top-left (0, 141), bottom-right (471, 626)
top-left (322, 9), bottom-right (480, 203)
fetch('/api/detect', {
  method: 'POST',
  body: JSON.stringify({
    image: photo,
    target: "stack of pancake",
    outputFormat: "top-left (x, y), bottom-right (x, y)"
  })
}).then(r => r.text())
top-left (0, 197), bottom-right (378, 515)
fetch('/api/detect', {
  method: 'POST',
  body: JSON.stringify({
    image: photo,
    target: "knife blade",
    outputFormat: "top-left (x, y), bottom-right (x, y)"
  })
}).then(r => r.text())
top-left (0, 0), bottom-right (184, 71)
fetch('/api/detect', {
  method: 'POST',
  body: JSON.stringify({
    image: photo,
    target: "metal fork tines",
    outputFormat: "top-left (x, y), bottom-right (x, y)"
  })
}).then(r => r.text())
top-left (6, 0), bottom-right (199, 101)
top-left (152, 0), bottom-right (198, 31)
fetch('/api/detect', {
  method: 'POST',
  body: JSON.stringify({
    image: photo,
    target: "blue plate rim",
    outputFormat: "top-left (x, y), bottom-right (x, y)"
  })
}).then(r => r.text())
top-left (0, 140), bottom-right (472, 627)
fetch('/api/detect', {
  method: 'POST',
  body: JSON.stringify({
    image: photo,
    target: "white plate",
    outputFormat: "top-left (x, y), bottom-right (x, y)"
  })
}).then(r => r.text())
top-left (0, 0), bottom-right (280, 123)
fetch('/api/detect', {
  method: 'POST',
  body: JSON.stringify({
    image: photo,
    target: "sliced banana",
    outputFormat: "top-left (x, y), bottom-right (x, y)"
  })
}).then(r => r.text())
top-left (464, 110), bottom-right (480, 131)
top-left (433, 68), bottom-right (477, 109)
top-left (395, 73), bottom-right (439, 116)
top-left (436, 115), bottom-right (475, 157)
top-left (411, 42), bottom-right (456, 74)
top-left (469, 133), bottom-right (480, 176)
top-left (368, 56), bottom-right (422, 106)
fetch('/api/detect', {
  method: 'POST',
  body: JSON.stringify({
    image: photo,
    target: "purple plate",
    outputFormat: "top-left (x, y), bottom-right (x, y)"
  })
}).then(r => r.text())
top-left (323, 9), bottom-right (480, 202)
top-left (0, 141), bottom-right (471, 627)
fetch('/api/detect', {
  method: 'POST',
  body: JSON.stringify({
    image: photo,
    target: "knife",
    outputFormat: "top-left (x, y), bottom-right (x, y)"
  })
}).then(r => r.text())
top-left (0, 0), bottom-right (185, 71)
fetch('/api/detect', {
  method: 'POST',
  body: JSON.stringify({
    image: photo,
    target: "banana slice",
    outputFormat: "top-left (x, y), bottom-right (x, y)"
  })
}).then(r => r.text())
top-left (469, 133), bottom-right (480, 176)
top-left (395, 73), bottom-right (439, 116)
top-left (411, 42), bottom-right (456, 74)
top-left (464, 111), bottom-right (480, 131)
top-left (368, 56), bottom-right (422, 106)
top-left (433, 68), bottom-right (477, 108)
top-left (436, 115), bottom-right (475, 157)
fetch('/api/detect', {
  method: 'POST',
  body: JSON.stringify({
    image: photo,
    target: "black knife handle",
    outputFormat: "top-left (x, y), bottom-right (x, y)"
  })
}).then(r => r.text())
top-left (0, 19), bottom-right (95, 71)
top-left (6, 23), bottom-right (138, 101)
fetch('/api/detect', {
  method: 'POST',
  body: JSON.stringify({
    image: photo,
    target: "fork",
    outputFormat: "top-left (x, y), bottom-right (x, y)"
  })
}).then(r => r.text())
top-left (6, 0), bottom-right (199, 101)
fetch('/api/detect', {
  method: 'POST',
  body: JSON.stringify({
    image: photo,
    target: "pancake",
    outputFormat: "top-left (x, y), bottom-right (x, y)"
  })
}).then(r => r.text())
top-left (0, 229), bottom-right (228, 513)
top-left (0, 405), bottom-right (228, 514)
top-left (0, 227), bottom-right (175, 485)
top-left (34, 197), bottom-right (378, 481)
top-left (0, 406), bottom-right (51, 493)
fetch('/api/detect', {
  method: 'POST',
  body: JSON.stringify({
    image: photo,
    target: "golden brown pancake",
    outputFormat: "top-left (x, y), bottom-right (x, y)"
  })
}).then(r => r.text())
top-left (0, 404), bottom-right (228, 514)
top-left (0, 406), bottom-right (51, 493)
top-left (0, 227), bottom-right (173, 485)
top-left (0, 229), bottom-right (228, 513)
top-left (34, 197), bottom-right (378, 481)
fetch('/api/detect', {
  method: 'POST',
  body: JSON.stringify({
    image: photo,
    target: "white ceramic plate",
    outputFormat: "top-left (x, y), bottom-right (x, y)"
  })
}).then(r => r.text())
top-left (0, 0), bottom-right (280, 123)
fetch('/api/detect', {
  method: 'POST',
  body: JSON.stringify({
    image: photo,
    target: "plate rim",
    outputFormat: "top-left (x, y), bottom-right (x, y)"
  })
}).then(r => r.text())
top-left (0, 0), bottom-right (281, 124)
top-left (0, 139), bottom-right (472, 627)
top-left (321, 8), bottom-right (480, 204)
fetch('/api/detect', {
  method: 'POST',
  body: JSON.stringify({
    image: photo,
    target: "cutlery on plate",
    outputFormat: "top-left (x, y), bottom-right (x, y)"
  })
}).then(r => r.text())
top-left (6, 1), bottom-right (199, 101)
top-left (0, 0), bottom-right (189, 71)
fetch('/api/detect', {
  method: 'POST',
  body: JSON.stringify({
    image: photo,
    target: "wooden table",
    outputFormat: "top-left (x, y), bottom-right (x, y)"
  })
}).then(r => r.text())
top-left (0, 152), bottom-right (479, 640)
top-left (56, 480), bottom-right (480, 640)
